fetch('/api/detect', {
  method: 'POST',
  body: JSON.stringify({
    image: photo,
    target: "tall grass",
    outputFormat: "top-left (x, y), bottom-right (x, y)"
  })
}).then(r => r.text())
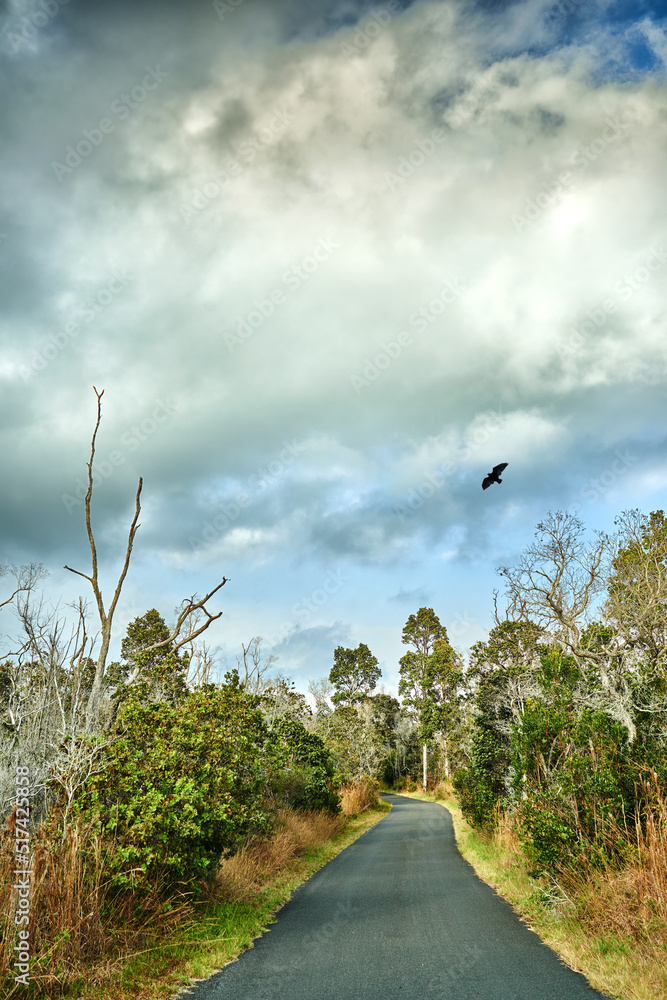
top-left (339, 777), bottom-right (379, 816)
top-left (0, 805), bottom-right (197, 997)
top-left (558, 770), bottom-right (667, 948)
top-left (213, 808), bottom-right (344, 902)
top-left (405, 769), bottom-right (667, 1000)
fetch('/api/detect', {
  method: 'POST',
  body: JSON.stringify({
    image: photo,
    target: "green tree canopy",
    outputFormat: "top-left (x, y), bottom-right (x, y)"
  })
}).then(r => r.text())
top-left (329, 643), bottom-right (381, 705)
top-left (112, 609), bottom-right (189, 708)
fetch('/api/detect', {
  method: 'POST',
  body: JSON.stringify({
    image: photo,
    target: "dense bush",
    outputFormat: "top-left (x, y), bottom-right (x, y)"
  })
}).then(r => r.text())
top-left (453, 717), bottom-right (509, 828)
top-left (55, 676), bottom-right (270, 891)
top-left (265, 716), bottom-right (340, 814)
top-left (512, 703), bottom-right (645, 874)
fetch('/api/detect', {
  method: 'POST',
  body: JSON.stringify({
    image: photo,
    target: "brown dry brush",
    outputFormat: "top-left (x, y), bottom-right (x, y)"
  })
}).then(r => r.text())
top-left (0, 806), bottom-right (197, 996)
top-left (339, 777), bottom-right (379, 816)
top-left (0, 796), bottom-right (362, 995)
top-left (214, 807), bottom-right (344, 903)
top-left (556, 769), bottom-right (667, 947)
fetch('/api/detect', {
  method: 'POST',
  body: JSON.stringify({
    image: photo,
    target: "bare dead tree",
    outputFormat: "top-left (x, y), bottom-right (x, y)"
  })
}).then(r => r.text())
top-left (47, 732), bottom-right (117, 838)
top-left (138, 587), bottom-right (228, 658)
top-left (0, 563), bottom-right (48, 622)
top-left (237, 636), bottom-right (278, 695)
top-left (498, 511), bottom-right (609, 645)
top-left (64, 388), bottom-right (142, 731)
top-left (496, 510), bottom-right (640, 738)
top-left (64, 387), bottom-right (229, 731)
top-left (185, 634), bottom-right (216, 689)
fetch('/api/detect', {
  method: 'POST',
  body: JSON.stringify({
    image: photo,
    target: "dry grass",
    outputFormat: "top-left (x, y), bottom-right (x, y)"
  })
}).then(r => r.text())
top-left (0, 803), bottom-right (351, 996)
top-left (559, 770), bottom-right (667, 950)
top-left (339, 778), bottom-right (379, 816)
top-left (0, 806), bottom-right (212, 996)
top-left (1, 781), bottom-right (388, 1000)
top-left (214, 808), bottom-right (344, 902)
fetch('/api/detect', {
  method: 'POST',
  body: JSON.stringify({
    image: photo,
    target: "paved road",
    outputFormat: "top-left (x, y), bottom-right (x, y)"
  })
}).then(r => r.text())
top-left (179, 794), bottom-right (611, 1000)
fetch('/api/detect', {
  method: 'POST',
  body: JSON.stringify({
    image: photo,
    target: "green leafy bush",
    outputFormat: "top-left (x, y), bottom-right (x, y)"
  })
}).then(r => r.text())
top-left (58, 676), bottom-right (270, 892)
top-left (453, 718), bottom-right (508, 828)
top-left (265, 716), bottom-right (340, 814)
top-left (511, 702), bottom-right (634, 874)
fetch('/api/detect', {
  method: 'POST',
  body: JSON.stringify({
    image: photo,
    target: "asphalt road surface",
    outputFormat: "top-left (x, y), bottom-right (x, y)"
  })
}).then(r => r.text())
top-left (179, 793), bottom-right (612, 1000)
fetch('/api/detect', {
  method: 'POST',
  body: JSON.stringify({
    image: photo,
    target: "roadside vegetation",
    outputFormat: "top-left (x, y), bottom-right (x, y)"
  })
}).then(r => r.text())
top-left (1, 775), bottom-right (386, 1000)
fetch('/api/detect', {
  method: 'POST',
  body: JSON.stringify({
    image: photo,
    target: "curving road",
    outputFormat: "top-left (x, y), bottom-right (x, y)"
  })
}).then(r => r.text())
top-left (179, 794), bottom-right (611, 1000)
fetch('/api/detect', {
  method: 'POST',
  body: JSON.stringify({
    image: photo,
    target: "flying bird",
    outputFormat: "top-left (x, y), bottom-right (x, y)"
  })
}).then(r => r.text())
top-left (482, 462), bottom-right (508, 490)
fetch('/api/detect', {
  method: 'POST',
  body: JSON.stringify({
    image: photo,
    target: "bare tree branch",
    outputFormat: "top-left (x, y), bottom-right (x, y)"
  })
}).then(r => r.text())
top-left (63, 388), bottom-right (143, 731)
top-left (140, 579), bottom-right (229, 656)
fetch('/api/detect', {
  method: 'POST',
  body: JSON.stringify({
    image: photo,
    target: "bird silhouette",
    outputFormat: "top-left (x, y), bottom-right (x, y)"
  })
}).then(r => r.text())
top-left (482, 462), bottom-right (508, 490)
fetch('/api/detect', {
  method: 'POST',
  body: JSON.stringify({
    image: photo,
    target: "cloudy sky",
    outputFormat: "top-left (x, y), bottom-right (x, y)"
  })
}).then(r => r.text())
top-left (1, 0), bottom-right (666, 698)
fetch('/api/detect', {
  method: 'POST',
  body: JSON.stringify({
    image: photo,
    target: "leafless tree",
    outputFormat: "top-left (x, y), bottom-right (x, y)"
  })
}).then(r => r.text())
top-left (64, 388), bottom-right (142, 731)
top-left (64, 388), bottom-right (228, 731)
top-left (307, 677), bottom-right (334, 720)
top-left (47, 732), bottom-right (117, 838)
top-left (0, 563), bottom-right (48, 624)
top-left (496, 510), bottom-right (650, 740)
top-left (236, 636), bottom-right (278, 695)
top-left (185, 637), bottom-right (217, 690)
top-left (498, 511), bottom-right (609, 644)
top-left (260, 673), bottom-right (311, 728)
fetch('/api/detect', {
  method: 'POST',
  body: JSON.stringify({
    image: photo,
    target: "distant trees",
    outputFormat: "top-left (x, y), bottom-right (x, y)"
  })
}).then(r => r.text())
top-left (5, 453), bottom-right (666, 900)
top-left (399, 608), bottom-right (463, 786)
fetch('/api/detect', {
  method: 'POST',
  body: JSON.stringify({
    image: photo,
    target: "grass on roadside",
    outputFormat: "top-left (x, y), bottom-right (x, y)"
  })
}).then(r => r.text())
top-left (397, 782), bottom-right (667, 1000)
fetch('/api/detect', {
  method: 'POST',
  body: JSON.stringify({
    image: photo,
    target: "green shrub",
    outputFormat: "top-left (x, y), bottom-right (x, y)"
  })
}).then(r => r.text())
top-left (511, 703), bottom-right (634, 874)
top-left (57, 676), bottom-right (270, 892)
top-left (265, 717), bottom-right (340, 813)
top-left (453, 719), bottom-right (508, 828)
